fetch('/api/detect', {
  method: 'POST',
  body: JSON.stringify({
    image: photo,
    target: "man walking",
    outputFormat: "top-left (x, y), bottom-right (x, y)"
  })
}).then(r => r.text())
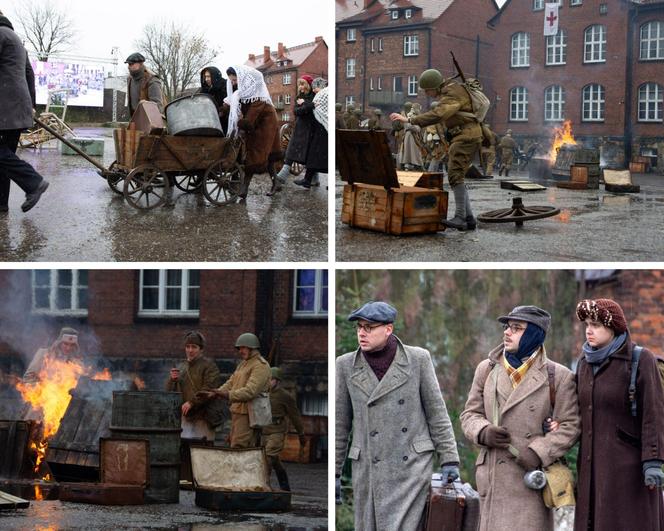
top-left (125, 52), bottom-right (165, 118)
top-left (336, 301), bottom-right (460, 531)
top-left (460, 306), bottom-right (580, 531)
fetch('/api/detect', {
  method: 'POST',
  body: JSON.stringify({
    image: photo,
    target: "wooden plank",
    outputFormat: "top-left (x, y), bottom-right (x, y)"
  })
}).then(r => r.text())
top-left (0, 490), bottom-right (30, 510)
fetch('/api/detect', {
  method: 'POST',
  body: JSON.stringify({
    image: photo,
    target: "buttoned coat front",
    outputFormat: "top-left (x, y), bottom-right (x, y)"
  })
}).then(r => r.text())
top-left (336, 336), bottom-right (459, 531)
top-left (460, 345), bottom-right (581, 531)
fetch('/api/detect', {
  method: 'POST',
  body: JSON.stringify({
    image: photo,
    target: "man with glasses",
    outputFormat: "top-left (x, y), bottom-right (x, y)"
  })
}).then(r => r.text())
top-left (336, 301), bottom-right (460, 531)
top-left (460, 306), bottom-right (580, 531)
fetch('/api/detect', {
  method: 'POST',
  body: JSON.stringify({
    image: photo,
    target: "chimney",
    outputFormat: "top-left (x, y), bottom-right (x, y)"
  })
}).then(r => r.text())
top-left (263, 46), bottom-right (270, 63)
top-left (249, 53), bottom-right (255, 61)
top-left (315, 36), bottom-right (323, 43)
top-left (278, 42), bottom-right (285, 58)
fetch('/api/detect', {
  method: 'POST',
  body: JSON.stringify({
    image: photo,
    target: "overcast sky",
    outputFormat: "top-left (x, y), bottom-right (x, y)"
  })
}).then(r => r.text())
top-left (3, 0), bottom-right (332, 73)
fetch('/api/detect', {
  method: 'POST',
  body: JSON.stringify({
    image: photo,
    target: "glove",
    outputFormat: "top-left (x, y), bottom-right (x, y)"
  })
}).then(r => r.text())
top-left (440, 463), bottom-right (460, 484)
top-left (335, 475), bottom-right (342, 505)
top-left (643, 460), bottom-right (664, 489)
top-left (479, 425), bottom-right (511, 448)
top-left (516, 447), bottom-right (542, 471)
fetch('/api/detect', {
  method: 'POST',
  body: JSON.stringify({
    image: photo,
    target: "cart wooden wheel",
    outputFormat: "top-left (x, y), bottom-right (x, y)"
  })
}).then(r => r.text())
top-left (203, 160), bottom-right (243, 206)
top-left (477, 197), bottom-right (560, 227)
top-left (106, 161), bottom-right (127, 195)
top-left (174, 174), bottom-right (203, 193)
top-left (123, 164), bottom-right (170, 210)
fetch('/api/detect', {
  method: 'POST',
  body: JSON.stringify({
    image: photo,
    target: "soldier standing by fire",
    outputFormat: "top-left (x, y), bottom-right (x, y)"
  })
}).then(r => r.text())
top-left (390, 69), bottom-right (482, 231)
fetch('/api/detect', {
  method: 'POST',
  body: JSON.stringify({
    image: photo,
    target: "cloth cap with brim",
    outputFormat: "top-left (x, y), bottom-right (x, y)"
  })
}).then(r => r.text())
top-left (125, 52), bottom-right (145, 64)
top-left (348, 301), bottom-right (397, 324)
top-left (498, 305), bottom-right (551, 332)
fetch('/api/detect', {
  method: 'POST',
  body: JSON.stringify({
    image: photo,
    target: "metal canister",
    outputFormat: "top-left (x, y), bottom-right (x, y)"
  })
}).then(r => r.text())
top-left (165, 93), bottom-right (223, 137)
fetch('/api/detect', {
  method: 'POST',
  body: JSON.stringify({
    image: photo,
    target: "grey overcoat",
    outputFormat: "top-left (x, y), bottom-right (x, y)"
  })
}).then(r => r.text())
top-left (0, 25), bottom-right (36, 131)
top-left (460, 345), bottom-right (581, 531)
top-left (336, 336), bottom-right (459, 531)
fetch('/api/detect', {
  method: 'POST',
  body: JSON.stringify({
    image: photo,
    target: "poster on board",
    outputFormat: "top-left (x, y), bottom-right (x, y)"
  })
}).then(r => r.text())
top-left (30, 59), bottom-right (112, 107)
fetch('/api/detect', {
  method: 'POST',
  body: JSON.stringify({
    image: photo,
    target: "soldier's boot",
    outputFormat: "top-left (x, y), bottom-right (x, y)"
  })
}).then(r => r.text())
top-left (275, 163), bottom-right (291, 184)
top-left (442, 184), bottom-right (468, 231)
top-left (464, 185), bottom-right (477, 230)
top-left (505, 167), bottom-right (510, 177)
top-left (272, 457), bottom-right (291, 491)
top-left (498, 166), bottom-right (503, 176)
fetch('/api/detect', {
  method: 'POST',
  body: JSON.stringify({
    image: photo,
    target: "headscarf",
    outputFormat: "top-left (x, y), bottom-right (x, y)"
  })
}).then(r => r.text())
top-left (200, 66), bottom-right (227, 110)
top-left (224, 64), bottom-right (273, 137)
top-left (311, 77), bottom-right (327, 91)
top-left (313, 86), bottom-right (328, 132)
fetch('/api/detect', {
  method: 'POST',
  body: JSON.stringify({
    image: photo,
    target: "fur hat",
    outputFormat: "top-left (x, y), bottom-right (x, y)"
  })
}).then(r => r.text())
top-left (576, 299), bottom-right (628, 334)
top-left (184, 330), bottom-right (206, 349)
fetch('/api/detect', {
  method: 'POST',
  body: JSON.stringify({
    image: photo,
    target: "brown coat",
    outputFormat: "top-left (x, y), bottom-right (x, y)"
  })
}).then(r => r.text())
top-left (574, 339), bottom-right (664, 531)
top-left (262, 386), bottom-right (304, 436)
top-left (238, 101), bottom-right (282, 175)
top-left (460, 345), bottom-right (580, 531)
top-left (218, 351), bottom-right (271, 415)
top-left (165, 355), bottom-right (222, 422)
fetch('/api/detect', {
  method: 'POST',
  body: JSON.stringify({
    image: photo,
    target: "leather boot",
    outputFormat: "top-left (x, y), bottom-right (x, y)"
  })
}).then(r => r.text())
top-left (442, 184), bottom-right (468, 230)
top-left (505, 168), bottom-right (510, 177)
top-left (272, 458), bottom-right (291, 491)
top-left (275, 163), bottom-right (291, 184)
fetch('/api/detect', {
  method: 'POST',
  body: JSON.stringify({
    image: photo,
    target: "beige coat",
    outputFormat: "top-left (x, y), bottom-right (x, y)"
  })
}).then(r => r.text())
top-left (218, 351), bottom-right (271, 415)
top-left (460, 345), bottom-right (580, 531)
top-left (336, 337), bottom-right (459, 531)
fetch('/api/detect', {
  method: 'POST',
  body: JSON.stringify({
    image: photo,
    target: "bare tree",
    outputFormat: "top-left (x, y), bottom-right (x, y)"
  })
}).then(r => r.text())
top-left (135, 21), bottom-right (218, 102)
top-left (13, 0), bottom-right (76, 61)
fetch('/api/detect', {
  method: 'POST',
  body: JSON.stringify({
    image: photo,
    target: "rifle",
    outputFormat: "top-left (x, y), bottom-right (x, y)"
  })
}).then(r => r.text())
top-left (450, 51), bottom-right (466, 84)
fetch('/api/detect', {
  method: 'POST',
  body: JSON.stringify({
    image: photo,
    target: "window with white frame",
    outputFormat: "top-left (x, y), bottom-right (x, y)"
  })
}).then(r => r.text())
top-left (370, 77), bottom-right (374, 91)
top-left (570, 0), bottom-right (582, 5)
top-left (584, 25), bottom-right (606, 63)
top-left (378, 37), bottom-right (383, 51)
top-left (544, 85), bottom-right (566, 121)
top-left (346, 58), bottom-right (356, 78)
top-left (377, 76), bottom-right (382, 90)
top-left (408, 75), bottom-right (418, 96)
top-left (640, 21), bottom-right (664, 60)
top-left (299, 392), bottom-right (328, 416)
top-left (277, 94), bottom-right (284, 105)
top-left (391, 10), bottom-right (399, 19)
top-left (281, 112), bottom-right (290, 122)
top-left (511, 32), bottom-right (530, 67)
top-left (533, 0), bottom-right (544, 10)
top-left (370, 38), bottom-right (375, 52)
top-left (405, 9), bottom-right (412, 19)
top-left (284, 93), bottom-right (291, 105)
top-left (32, 270), bottom-right (88, 315)
top-left (638, 83), bottom-right (663, 122)
top-left (292, 270), bottom-right (327, 318)
top-left (347, 28), bottom-right (356, 42)
top-left (393, 76), bottom-right (403, 93)
top-left (345, 95), bottom-right (354, 108)
top-left (510, 87), bottom-right (529, 121)
top-left (582, 84), bottom-right (605, 121)
top-left (403, 35), bottom-right (419, 56)
top-left (546, 29), bottom-right (567, 65)
top-left (139, 270), bottom-right (200, 317)
top-left (283, 72), bottom-right (292, 85)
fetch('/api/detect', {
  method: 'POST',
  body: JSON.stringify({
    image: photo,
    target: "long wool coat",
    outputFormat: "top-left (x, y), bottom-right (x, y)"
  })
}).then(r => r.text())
top-left (460, 345), bottom-right (581, 531)
top-left (284, 92), bottom-right (315, 164)
top-left (336, 336), bottom-right (459, 531)
top-left (574, 338), bottom-right (664, 531)
top-left (0, 25), bottom-right (36, 131)
top-left (238, 101), bottom-right (282, 175)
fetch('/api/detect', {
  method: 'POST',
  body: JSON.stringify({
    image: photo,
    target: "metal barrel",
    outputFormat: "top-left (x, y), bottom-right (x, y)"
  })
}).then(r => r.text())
top-left (165, 94), bottom-right (224, 137)
top-left (110, 391), bottom-right (182, 503)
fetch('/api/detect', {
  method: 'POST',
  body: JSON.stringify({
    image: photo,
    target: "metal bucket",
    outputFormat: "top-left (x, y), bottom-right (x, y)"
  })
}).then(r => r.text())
top-left (165, 94), bottom-right (223, 137)
top-left (110, 391), bottom-right (182, 503)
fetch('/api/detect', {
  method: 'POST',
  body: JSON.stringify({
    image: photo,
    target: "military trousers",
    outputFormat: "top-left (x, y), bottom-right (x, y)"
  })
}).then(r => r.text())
top-left (448, 138), bottom-right (481, 187)
top-left (481, 148), bottom-right (496, 175)
top-left (230, 412), bottom-right (259, 448)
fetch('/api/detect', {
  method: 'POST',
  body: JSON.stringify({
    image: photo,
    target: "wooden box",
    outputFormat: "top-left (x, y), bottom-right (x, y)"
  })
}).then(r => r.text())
top-left (338, 130), bottom-right (448, 235)
top-left (280, 434), bottom-right (320, 464)
top-left (113, 128), bottom-right (144, 168)
top-left (570, 165), bottom-right (588, 183)
top-left (629, 162), bottom-right (647, 173)
top-left (59, 482), bottom-right (144, 505)
top-left (130, 101), bottom-right (165, 135)
top-left (191, 446), bottom-right (290, 512)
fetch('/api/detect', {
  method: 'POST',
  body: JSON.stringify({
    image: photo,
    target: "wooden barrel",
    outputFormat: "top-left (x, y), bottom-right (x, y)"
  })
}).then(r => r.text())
top-left (110, 391), bottom-right (182, 503)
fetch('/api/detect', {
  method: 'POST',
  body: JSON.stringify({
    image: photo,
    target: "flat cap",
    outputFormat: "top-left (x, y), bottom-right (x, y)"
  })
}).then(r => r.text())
top-left (125, 52), bottom-right (146, 64)
top-left (498, 305), bottom-right (551, 332)
top-left (348, 301), bottom-right (397, 324)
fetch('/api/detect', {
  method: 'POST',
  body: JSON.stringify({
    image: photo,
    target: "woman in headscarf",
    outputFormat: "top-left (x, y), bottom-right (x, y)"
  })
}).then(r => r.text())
top-left (224, 65), bottom-right (282, 200)
top-left (199, 66), bottom-right (228, 132)
top-left (574, 299), bottom-right (664, 531)
top-left (293, 77), bottom-right (328, 189)
top-left (275, 75), bottom-right (315, 184)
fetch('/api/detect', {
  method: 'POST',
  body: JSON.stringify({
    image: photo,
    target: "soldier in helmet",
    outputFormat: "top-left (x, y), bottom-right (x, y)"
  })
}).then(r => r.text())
top-left (480, 123), bottom-right (498, 177)
top-left (344, 104), bottom-right (359, 129)
top-left (197, 332), bottom-right (271, 448)
top-left (367, 109), bottom-right (383, 131)
top-left (336, 103), bottom-right (346, 129)
top-left (390, 69), bottom-right (483, 231)
top-left (498, 129), bottom-right (518, 176)
top-left (261, 367), bottom-right (306, 491)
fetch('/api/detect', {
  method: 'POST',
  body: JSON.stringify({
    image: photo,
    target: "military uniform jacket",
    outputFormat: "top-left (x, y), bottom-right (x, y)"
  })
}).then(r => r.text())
top-left (218, 352), bottom-right (271, 415)
top-left (498, 135), bottom-right (517, 154)
top-left (263, 386), bottom-right (304, 436)
top-left (336, 336), bottom-right (459, 531)
top-left (165, 355), bottom-right (222, 421)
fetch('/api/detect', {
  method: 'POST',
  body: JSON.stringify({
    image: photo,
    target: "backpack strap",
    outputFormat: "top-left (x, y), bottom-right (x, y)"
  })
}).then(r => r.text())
top-left (629, 345), bottom-right (643, 417)
top-left (546, 361), bottom-right (556, 417)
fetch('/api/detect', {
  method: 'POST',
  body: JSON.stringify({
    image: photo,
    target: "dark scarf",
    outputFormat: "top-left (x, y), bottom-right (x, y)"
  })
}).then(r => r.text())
top-left (362, 334), bottom-right (398, 381)
top-left (297, 90), bottom-right (315, 104)
top-left (505, 323), bottom-right (546, 368)
top-left (200, 66), bottom-right (227, 109)
top-left (582, 331), bottom-right (627, 374)
top-left (0, 16), bottom-right (14, 30)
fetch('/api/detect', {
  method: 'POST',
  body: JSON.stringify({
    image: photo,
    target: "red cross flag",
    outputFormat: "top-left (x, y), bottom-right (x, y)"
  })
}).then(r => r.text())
top-left (544, 3), bottom-right (559, 36)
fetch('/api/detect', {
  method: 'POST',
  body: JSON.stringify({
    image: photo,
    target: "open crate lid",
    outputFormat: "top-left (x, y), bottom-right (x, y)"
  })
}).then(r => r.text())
top-left (337, 130), bottom-right (400, 189)
top-left (190, 446), bottom-right (270, 492)
top-left (99, 437), bottom-right (149, 487)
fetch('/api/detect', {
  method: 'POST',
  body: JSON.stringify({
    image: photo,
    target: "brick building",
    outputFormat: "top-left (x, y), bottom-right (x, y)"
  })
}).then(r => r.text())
top-left (335, 0), bottom-right (498, 115)
top-left (0, 269), bottom-right (328, 449)
top-left (488, 0), bottom-right (664, 168)
top-left (245, 37), bottom-right (328, 125)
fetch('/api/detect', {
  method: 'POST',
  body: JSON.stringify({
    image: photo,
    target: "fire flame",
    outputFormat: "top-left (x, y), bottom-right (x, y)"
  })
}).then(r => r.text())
top-left (549, 120), bottom-right (577, 162)
top-left (92, 367), bottom-right (112, 381)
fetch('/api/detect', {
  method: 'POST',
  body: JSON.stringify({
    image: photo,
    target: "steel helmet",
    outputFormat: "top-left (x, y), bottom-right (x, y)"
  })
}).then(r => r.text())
top-left (403, 101), bottom-right (413, 112)
top-left (271, 367), bottom-right (284, 380)
top-left (235, 333), bottom-right (260, 349)
top-left (335, 103), bottom-right (342, 111)
top-left (347, 104), bottom-right (355, 111)
top-left (419, 69), bottom-right (444, 90)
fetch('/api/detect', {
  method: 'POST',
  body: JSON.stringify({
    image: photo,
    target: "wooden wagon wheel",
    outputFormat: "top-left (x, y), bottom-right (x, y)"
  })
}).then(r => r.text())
top-left (105, 160), bottom-right (127, 195)
top-left (478, 197), bottom-right (560, 227)
top-left (203, 160), bottom-right (243, 206)
top-left (278, 123), bottom-right (304, 176)
top-left (123, 164), bottom-right (170, 210)
top-left (174, 174), bottom-right (203, 193)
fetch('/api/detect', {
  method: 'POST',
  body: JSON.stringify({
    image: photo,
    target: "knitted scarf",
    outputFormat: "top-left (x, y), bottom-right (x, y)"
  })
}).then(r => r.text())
top-left (505, 323), bottom-right (546, 369)
top-left (362, 333), bottom-right (397, 381)
top-left (582, 331), bottom-right (627, 372)
top-left (224, 64), bottom-right (272, 137)
top-left (313, 87), bottom-right (328, 132)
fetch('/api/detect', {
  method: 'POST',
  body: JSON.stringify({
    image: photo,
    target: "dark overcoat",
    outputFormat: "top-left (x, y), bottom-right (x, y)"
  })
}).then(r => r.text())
top-left (238, 101), bottom-right (282, 175)
top-left (0, 24), bottom-right (36, 131)
top-left (304, 117), bottom-right (327, 172)
top-left (574, 338), bottom-right (664, 531)
top-left (284, 92), bottom-right (315, 164)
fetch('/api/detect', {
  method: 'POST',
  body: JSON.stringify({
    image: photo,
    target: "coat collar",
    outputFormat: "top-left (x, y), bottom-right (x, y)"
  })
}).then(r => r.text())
top-left (350, 335), bottom-right (411, 403)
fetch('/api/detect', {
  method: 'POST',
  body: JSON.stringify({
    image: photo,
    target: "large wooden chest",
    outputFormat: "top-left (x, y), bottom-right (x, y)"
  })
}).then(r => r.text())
top-left (338, 130), bottom-right (448, 235)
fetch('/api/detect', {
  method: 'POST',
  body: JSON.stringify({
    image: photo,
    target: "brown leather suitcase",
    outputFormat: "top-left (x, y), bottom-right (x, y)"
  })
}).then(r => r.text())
top-left (59, 482), bottom-right (144, 505)
top-left (130, 101), bottom-right (165, 135)
top-left (424, 476), bottom-right (480, 531)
